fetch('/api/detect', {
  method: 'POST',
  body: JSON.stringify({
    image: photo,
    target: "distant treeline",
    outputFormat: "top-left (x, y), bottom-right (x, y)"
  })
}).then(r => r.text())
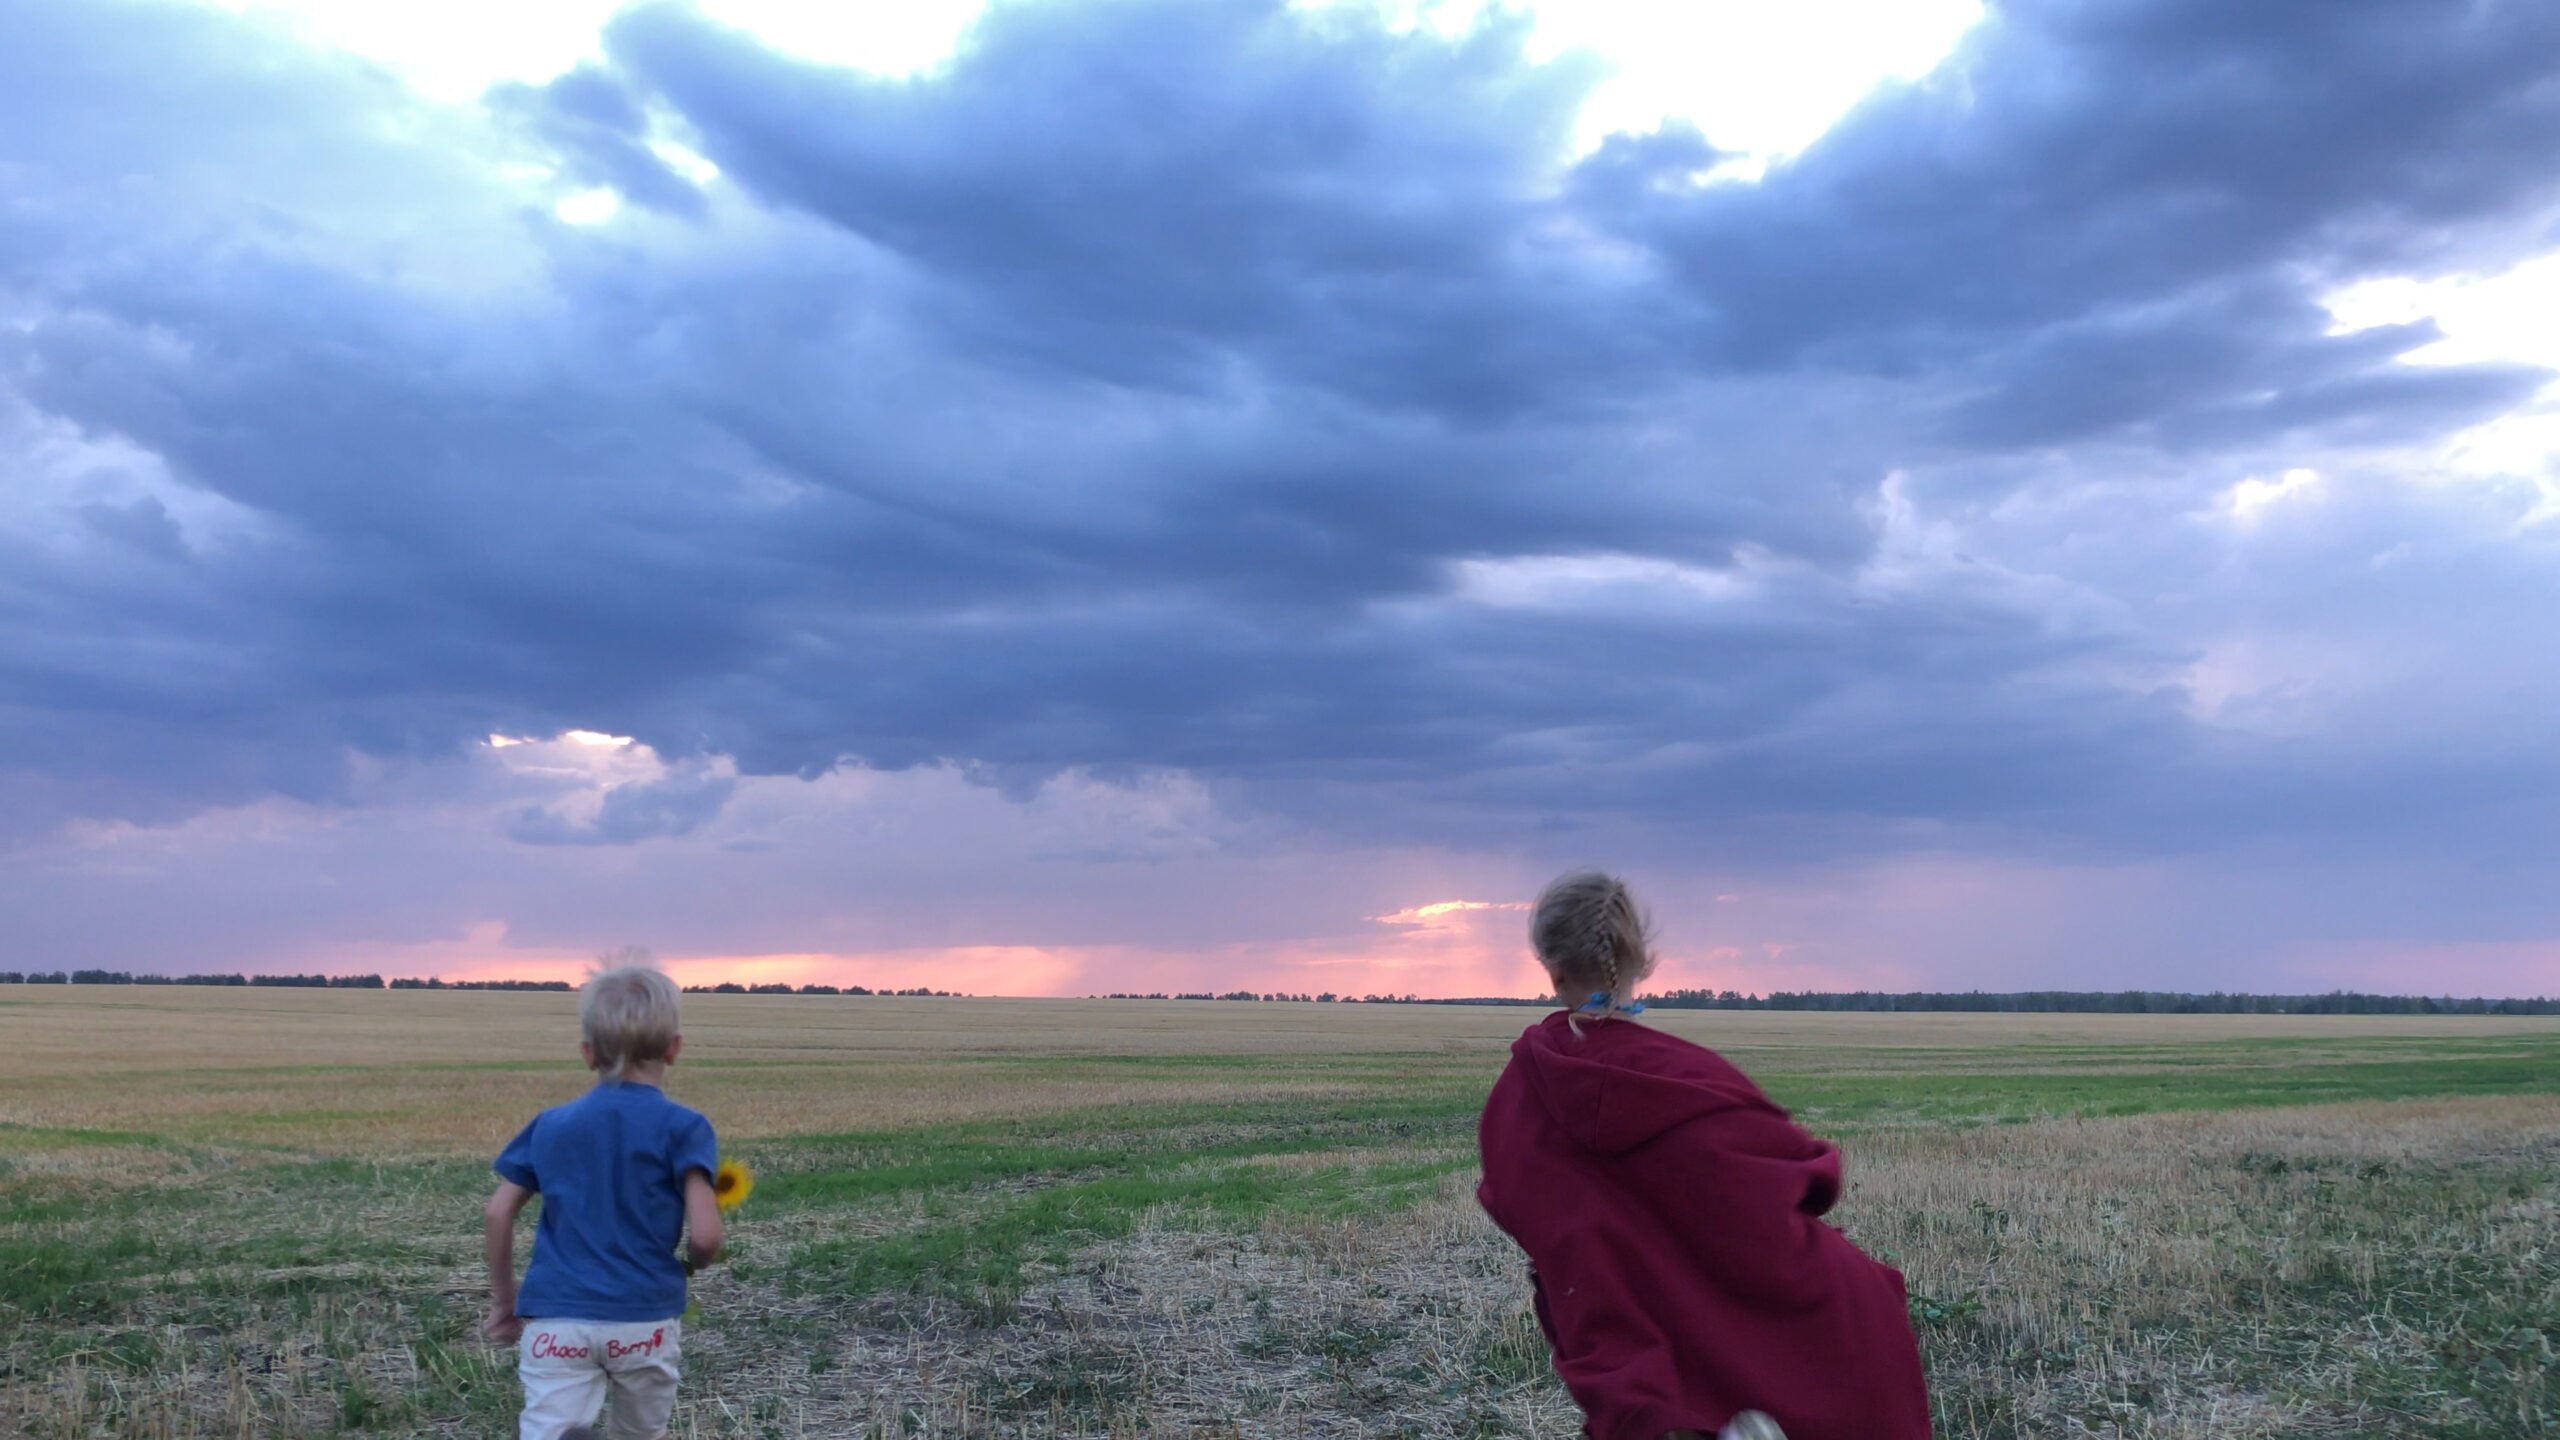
top-left (676, 983), bottom-right (955, 996)
top-left (0, 971), bottom-right (958, 995)
top-left (1642, 989), bottom-right (2560, 1015)
top-left (1099, 987), bottom-right (2560, 1015)
top-left (0, 970), bottom-right (390, 988)
top-left (390, 977), bottom-right (573, 991)
top-left (1104, 991), bottom-right (1357, 1002)
top-left (0, 971), bottom-right (563, 991)
top-left (4, 972), bottom-right (2550, 1013)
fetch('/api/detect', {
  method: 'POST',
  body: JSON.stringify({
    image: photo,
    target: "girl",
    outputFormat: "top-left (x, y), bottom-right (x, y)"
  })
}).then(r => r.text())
top-left (1475, 872), bottom-right (1931, 1440)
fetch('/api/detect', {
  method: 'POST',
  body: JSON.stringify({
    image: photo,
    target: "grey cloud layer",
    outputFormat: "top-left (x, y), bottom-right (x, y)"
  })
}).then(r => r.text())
top-left (3, 0), bottom-right (2557, 875)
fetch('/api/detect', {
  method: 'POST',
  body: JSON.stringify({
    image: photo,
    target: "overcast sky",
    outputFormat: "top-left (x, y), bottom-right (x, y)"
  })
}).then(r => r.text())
top-left (4, 0), bottom-right (2558, 997)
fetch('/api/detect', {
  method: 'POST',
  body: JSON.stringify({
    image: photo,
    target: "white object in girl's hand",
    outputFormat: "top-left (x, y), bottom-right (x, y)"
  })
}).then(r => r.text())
top-left (1719, 1413), bottom-right (1786, 1440)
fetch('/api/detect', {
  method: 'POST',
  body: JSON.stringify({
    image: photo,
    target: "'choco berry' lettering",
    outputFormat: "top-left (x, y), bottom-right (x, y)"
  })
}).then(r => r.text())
top-left (529, 1326), bottom-right (667, 1362)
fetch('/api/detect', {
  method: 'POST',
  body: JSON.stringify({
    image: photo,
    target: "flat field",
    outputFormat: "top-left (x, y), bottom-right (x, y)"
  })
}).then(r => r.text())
top-left (1, 989), bottom-right (2553, 1439)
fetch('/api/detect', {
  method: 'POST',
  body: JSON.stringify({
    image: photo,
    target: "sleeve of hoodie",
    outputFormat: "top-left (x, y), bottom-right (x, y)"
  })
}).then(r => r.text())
top-left (1622, 1105), bottom-right (1849, 1314)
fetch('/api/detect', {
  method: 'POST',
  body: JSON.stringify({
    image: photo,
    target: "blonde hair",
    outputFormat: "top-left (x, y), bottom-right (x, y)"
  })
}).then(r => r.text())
top-left (581, 963), bottom-right (680, 1079)
top-left (1531, 870), bottom-right (1654, 1021)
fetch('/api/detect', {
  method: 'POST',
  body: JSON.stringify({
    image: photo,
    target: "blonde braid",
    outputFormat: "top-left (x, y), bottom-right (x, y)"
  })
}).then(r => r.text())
top-left (1532, 870), bottom-right (1653, 1026)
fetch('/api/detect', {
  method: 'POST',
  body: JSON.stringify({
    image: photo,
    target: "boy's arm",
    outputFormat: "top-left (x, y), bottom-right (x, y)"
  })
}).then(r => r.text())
top-left (682, 1168), bottom-right (723, 1270)
top-left (483, 1180), bottom-right (533, 1342)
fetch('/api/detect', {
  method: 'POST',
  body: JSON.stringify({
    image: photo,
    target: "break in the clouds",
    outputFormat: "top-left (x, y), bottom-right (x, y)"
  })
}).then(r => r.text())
top-left (3, 0), bottom-right (2558, 995)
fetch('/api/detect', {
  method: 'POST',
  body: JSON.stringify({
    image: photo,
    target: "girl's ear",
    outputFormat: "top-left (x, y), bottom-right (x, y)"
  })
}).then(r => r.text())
top-left (665, 1034), bottom-right (684, 1064)
top-left (579, 1040), bottom-right (599, 1070)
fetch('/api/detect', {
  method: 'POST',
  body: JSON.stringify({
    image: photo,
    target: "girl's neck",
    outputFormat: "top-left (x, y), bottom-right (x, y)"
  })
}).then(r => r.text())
top-left (1554, 983), bottom-right (1640, 1022)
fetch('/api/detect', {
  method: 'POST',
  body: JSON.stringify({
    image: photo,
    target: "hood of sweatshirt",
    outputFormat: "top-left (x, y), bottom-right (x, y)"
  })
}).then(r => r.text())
top-left (1510, 1010), bottom-right (1786, 1156)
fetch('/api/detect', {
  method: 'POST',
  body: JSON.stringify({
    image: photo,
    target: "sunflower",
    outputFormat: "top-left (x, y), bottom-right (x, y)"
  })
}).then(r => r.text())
top-left (711, 1158), bottom-right (753, 1211)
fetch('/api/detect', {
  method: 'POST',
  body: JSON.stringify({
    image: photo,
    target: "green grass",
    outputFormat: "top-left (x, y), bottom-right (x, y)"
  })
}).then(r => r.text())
top-left (751, 1093), bottom-right (1483, 1322)
top-left (1765, 1043), bottom-right (2560, 1127)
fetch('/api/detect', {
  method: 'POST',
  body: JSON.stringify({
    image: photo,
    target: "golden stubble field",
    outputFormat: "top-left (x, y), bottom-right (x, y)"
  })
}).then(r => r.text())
top-left (1, 987), bottom-right (2555, 1439)
top-left (5, 985), bottom-right (2547, 1153)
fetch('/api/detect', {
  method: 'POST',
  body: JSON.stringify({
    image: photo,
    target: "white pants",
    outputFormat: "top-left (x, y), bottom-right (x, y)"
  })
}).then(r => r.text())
top-left (517, 1318), bottom-right (683, 1440)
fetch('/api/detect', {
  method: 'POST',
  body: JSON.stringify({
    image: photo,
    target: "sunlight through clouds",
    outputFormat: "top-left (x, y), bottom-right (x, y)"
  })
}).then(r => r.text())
top-left (2324, 252), bottom-right (2560, 371)
top-left (187, 0), bottom-right (631, 99)
top-left (2324, 252), bottom-right (2560, 493)
top-left (190, 0), bottom-right (1981, 173)
top-left (1443, 553), bottom-right (1761, 613)
top-left (1307, 0), bottom-right (1983, 163)
top-left (552, 187), bottom-right (622, 224)
top-left (698, 0), bottom-right (989, 77)
top-left (1514, 0), bottom-right (1984, 165)
top-left (2223, 468), bottom-right (2324, 526)
top-left (1371, 899), bottom-right (1529, 929)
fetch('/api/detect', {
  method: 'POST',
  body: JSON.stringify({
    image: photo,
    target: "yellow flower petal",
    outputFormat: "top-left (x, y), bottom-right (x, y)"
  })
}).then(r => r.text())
top-left (712, 1158), bottom-right (753, 1210)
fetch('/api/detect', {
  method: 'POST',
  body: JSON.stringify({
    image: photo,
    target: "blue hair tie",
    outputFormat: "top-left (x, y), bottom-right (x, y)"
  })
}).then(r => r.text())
top-left (1580, 991), bottom-right (1645, 1016)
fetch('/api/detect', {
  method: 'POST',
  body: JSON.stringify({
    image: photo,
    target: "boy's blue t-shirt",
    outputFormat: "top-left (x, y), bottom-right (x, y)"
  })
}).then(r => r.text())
top-left (494, 1081), bottom-right (717, 1322)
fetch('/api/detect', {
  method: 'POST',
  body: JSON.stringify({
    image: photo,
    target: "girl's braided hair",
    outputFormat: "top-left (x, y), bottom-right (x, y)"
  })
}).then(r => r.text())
top-left (1530, 870), bottom-right (1654, 1026)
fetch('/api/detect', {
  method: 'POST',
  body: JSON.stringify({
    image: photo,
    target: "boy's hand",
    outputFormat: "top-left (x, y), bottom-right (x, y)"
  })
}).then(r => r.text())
top-left (681, 1168), bottom-right (725, 1271)
top-left (483, 1179), bottom-right (533, 1347)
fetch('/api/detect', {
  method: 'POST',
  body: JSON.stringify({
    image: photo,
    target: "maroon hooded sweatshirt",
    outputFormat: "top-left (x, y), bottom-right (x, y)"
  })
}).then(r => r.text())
top-left (1477, 1012), bottom-right (1930, 1440)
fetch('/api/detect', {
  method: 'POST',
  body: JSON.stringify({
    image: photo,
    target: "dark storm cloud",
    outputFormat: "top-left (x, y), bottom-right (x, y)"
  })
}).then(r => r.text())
top-left (1938, 285), bottom-right (2546, 450)
top-left (602, 0), bottom-right (1660, 411)
top-left (3, 0), bottom-right (2558, 870)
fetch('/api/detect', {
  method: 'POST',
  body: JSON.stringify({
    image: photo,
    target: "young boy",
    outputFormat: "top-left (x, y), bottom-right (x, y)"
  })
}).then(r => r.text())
top-left (484, 965), bottom-right (724, 1440)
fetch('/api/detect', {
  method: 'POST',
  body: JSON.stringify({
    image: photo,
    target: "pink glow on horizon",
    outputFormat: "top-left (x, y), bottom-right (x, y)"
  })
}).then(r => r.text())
top-left (294, 897), bottom-right (1884, 997)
